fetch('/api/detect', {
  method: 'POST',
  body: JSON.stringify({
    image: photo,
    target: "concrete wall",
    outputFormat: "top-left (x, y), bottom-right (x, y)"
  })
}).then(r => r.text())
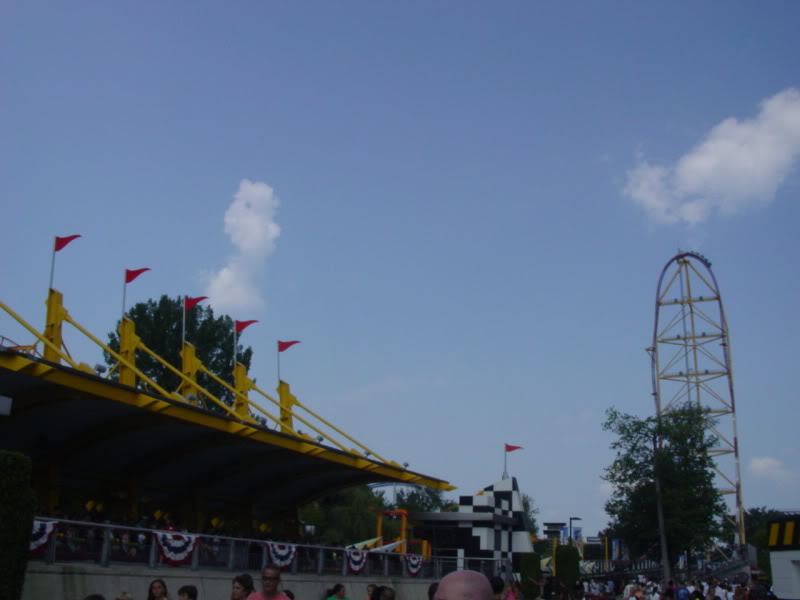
top-left (23, 563), bottom-right (436, 600)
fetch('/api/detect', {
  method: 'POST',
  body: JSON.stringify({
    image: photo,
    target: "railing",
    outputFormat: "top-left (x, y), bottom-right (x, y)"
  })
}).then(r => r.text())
top-left (0, 293), bottom-right (393, 466)
top-left (30, 518), bottom-right (512, 579)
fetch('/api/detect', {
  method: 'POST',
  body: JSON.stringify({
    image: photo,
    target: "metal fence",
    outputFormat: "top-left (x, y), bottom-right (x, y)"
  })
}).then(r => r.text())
top-left (30, 518), bottom-right (513, 578)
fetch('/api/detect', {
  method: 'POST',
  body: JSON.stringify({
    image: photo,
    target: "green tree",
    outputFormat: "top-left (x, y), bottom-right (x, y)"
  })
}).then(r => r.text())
top-left (104, 295), bottom-right (253, 407)
top-left (298, 485), bottom-right (387, 546)
top-left (522, 493), bottom-right (539, 534)
top-left (602, 403), bottom-right (726, 566)
top-left (395, 486), bottom-right (451, 513)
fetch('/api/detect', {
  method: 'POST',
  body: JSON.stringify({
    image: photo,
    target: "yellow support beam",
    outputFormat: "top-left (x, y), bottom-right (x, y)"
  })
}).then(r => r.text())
top-left (43, 289), bottom-right (66, 363)
top-left (233, 362), bottom-right (252, 419)
top-left (118, 318), bottom-right (139, 388)
top-left (180, 342), bottom-right (201, 406)
top-left (278, 380), bottom-right (297, 435)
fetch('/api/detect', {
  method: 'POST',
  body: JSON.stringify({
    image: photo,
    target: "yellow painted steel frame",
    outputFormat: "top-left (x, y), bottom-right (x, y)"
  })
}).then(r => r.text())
top-left (0, 291), bottom-right (455, 491)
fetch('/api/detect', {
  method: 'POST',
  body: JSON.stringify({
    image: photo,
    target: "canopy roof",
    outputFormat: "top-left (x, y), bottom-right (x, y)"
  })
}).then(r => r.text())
top-left (0, 348), bottom-right (452, 514)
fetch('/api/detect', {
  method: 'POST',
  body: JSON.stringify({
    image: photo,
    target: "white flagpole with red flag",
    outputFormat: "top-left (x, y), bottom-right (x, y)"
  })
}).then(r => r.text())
top-left (122, 268), bottom-right (151, 320)
top-left (50, 234), bottom-right (81, 291)
top-left (234, 320), bottom-right (258, 369)
top-left (277, 340), bottom-right (301, 381)
top-left (182, 296), bottom-right (208, 344)
top-left (503, 443), bottom-right (523, 479)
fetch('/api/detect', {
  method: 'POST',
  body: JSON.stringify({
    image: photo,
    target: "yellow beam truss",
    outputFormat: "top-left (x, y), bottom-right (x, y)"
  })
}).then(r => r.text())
top-left (0, 290), bottom-right (453, 491)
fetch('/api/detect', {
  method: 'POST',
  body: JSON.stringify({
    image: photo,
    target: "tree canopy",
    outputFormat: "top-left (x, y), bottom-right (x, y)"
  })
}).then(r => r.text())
top-left (602, 403), bottom-right (726, 565)
top-left (522, 492), bottom-right (539, 535)
top-left (105, 295), bottom-right (253, 407)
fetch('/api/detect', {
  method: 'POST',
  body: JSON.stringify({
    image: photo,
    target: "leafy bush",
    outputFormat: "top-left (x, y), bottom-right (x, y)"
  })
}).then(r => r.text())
top-left (0, 450), bottom-right (36, 600)
top-left (520, 552), bottom-right (541, 599)
top-left (555, 544), bottom-right (580, 589)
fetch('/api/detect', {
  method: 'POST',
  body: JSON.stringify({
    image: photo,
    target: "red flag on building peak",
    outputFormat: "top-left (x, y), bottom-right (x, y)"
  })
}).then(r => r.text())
top-left (54, 234), bottom-right (81, 251)
top-left (125, 267), bottom-right (151, 283)
top-left (235, 319), bottom-right (258, 333)
top-left (504, 444), bottom-right (523, 452)
top-left (277, 340), bottom-right (301, 352)
top-left (184, 296), bottom-right (208, 310)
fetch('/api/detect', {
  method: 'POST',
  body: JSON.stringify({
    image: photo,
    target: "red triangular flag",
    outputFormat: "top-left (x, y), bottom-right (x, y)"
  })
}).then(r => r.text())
top-left (504, 444), bottom-right (523, 452)
top-left (184, 296), bottom-right (208, 310)
top-left (54, 234), bottom-right (81, 251)
top-left (278, 340), bottom-right (301, 352)
top-left (235, 319), bottom-right (258, 333)
top-left (125, 267), bottom-right (151, 283)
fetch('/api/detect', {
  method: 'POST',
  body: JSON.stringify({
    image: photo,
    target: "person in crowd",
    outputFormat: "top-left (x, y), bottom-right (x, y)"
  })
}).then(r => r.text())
top-left (506, 581), bottom-right (521, 600)
top-left (428, 582), bottom-right (439, 600)
top-left (327, 584), bottom-right (350, 600)
top-left (231, 574), bottom-right (255, 600)
top-left (366, 584), bottom-right (377, 600)
top-left (434, 570), bottom-right (495, 600)
top-left (573, 580), bottom-right (584, 600)
top-left (250, 565), bottom-right (291, 600)
top-left (749, 578), bottom-right (768, 600)
top-left (379, 587), bottom-right (395, 600)
top-left (148, 579), bottom-right (169, 600)
top-left (490, 577), bottom-right (506, 600)
top-left (178, 585), bottom-right (198, 600)
top-left (284, 591), bottom-right (295, 600)
top-left (592, 580), bottom-right (603, 600)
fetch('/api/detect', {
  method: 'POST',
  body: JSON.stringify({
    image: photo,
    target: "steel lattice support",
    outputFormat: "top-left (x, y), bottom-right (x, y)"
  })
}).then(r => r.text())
top-left (649, 251), bottom-right (746, 546)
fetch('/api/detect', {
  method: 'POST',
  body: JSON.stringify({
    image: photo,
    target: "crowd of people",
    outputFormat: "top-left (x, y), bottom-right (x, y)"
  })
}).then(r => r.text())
top-left (78, 564), bottom-right (399, 600)
top-left (567, 575), bottom-right (774, 600)
top-left (77, 566), bottom-right (775, 600)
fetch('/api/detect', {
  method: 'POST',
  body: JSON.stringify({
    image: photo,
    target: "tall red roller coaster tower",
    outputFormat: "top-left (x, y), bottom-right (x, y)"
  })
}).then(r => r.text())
top-left (649, 251), bottom-right (746, 547)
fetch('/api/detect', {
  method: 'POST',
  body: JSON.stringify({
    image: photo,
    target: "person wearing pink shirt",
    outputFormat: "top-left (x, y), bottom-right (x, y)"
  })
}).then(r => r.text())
top-left (249, 565), bottom-right (291, 600)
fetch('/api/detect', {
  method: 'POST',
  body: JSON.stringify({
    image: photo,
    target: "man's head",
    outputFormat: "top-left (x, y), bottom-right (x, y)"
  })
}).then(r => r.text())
top-left (262, 565), bottom-right (282, 596)
top-left (435, 571), bottom-right (494, 600)
top-left (178, 586), bottom-right (198, 600)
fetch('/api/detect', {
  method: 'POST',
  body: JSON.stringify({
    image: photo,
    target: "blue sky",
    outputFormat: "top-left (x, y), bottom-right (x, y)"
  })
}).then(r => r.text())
top-left (2, 2), bottom-right (799, 538)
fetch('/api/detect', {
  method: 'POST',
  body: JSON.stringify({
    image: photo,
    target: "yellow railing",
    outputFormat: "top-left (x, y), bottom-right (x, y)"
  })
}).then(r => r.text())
top-left (0, 289), bottom-right (395, 466)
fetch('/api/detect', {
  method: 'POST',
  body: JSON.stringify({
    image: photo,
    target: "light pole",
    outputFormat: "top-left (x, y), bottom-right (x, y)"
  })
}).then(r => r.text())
top-left (569, 516), bottom-right (582, 543)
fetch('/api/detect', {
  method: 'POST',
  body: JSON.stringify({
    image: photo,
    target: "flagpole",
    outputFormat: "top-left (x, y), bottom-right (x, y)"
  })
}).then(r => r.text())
top-left (182, 296), bottom-right (186, 346)
top-left (49, 240), bottom-right (57, 291)
top-left (233, 323), bottom-right (237, 370)
top-left (277, 344), bottom-right (281, 383)
top-left (503, 447), bottom-right (508, 480)
top-left (121, 274), bottom-right (127, 322)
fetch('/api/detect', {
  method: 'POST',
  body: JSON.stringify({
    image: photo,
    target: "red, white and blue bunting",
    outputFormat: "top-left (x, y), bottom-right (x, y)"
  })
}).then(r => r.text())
top-left (347, 550), bottom-right (368, 573)
top-left (405, 554), bottom-right (424, 576)
top-left (155, 531), bottom-right (198, 566)
top-left (268, 543), bottom-right (296, 568)
top-left (31, 519), bottom-right (58, 552)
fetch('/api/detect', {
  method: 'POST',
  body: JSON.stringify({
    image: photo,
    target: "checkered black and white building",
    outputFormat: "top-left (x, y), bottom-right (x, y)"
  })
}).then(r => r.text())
top-left (410, 476), bottom-right (534, 579)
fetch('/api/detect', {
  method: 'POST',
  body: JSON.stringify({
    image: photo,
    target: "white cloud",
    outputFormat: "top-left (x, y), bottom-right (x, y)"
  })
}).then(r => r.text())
top-left (205, 179), bottom-right (281, 314)
top-left (748, 456), bottom-right (797, 486)
top-left (625, 88), bottom-right (800, 226)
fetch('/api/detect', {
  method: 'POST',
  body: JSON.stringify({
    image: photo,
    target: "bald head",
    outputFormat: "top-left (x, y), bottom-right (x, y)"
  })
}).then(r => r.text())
top-left (435, 571), bottom-right (494, 600)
